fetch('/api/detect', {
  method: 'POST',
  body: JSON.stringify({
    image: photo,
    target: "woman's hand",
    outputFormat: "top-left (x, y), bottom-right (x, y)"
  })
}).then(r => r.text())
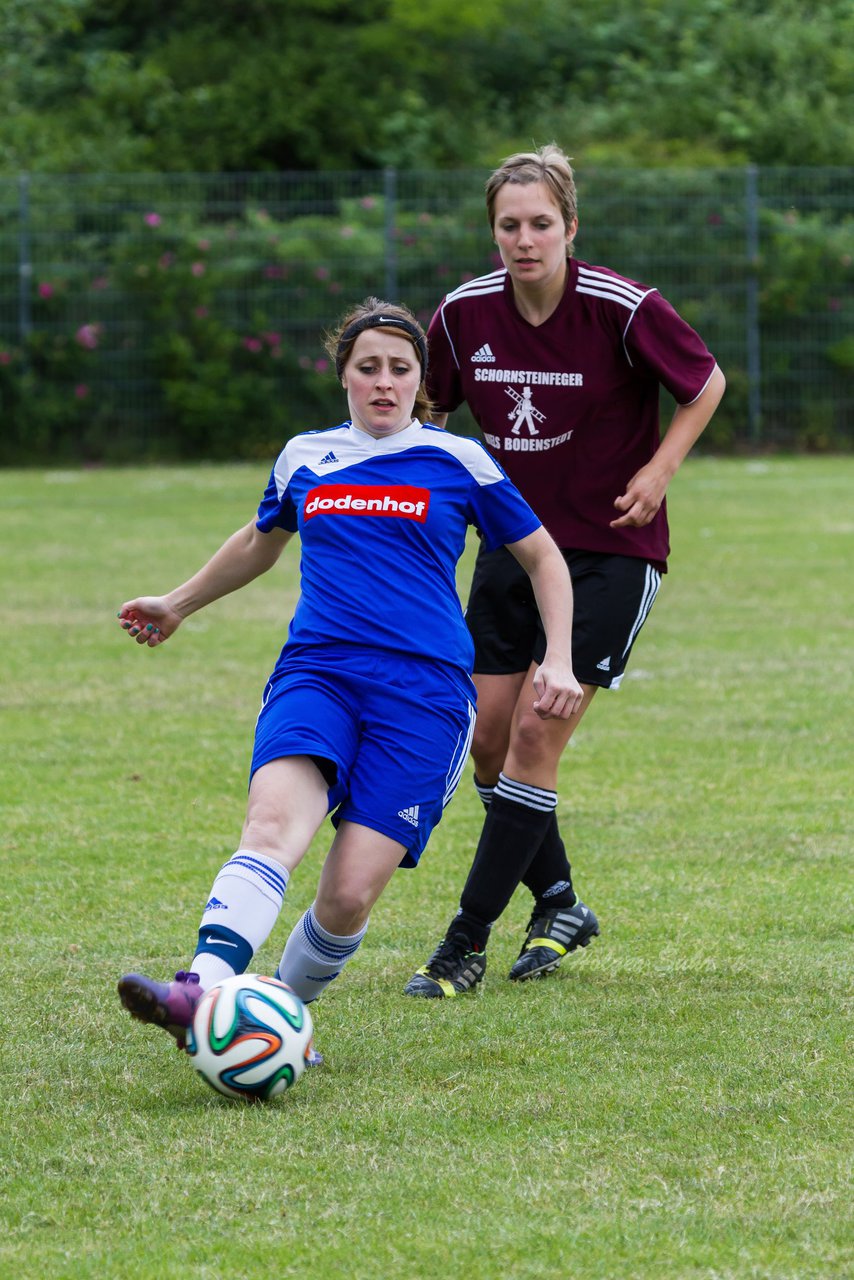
top-left (610, 461), bottom-right (669, 528)
top-left (531, 656), bottom-right (584, 720)
top-left (117, 597), bottom-right (184, 646)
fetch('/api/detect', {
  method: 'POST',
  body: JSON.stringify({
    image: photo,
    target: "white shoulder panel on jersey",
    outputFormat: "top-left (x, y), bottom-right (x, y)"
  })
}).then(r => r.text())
top-left (272, 425), bottom-right (354, 497)
top-left (445, 269), bottom-right (507, 305)
top-left (576, 265), bottom-right (656, 312)
top-left (412, 424), bottom-right (506, 487)
top-left (271, 420), bottom-right (503, 497)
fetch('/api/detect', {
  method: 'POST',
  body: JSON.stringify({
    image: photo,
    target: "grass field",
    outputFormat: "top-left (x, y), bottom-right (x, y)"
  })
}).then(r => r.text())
top-left (1, 456), bottom-right (851, 1280)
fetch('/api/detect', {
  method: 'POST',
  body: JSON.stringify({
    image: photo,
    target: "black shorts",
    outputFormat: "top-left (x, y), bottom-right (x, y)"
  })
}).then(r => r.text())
top-left (466, 544), bottom-right (662, 689)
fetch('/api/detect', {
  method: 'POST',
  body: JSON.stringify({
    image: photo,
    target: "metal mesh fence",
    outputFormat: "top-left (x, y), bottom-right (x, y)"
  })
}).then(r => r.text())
top-left (0, 166), bottom-right (851, 462)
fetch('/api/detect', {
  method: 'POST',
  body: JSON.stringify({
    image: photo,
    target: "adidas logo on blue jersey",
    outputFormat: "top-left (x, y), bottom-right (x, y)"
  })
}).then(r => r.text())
top-left (398, 805), bottom-right (420, 827)
top-left (318, 451), bottom-right (339, 465)
top-left (471, 343), bottom-right (496, 363)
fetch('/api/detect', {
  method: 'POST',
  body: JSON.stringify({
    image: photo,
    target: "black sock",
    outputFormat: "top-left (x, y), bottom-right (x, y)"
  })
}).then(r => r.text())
top-left (521, 812), bottom-right (577, 908)
top-left (472, 774), bottom-right (495, 810)
top-left (449, 909), bottom-right (491, 950)
top-left (455, 773), bottom-right (558, 944)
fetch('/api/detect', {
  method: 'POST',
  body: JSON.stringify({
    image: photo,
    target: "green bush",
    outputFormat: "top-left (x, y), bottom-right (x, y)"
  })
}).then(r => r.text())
top-left (0, 172), bottom-right (851, 462)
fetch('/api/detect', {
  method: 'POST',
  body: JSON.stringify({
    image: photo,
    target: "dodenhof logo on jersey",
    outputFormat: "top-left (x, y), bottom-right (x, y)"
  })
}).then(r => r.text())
top-left (304, 484), bottom-right (431, 522)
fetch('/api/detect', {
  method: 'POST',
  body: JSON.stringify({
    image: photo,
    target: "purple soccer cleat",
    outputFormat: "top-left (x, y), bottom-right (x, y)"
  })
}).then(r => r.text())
top-left (118, 969), bottom-right (203, 1050)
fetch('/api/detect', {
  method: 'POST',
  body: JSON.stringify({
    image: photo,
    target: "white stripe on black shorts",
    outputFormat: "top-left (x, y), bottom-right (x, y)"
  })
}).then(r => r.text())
top-left (465, 544), bottom-right (661, 689)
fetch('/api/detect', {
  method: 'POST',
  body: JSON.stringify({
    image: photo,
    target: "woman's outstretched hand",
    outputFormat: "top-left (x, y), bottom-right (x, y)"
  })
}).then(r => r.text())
top-left (117, 597), bottom-right (184, 646)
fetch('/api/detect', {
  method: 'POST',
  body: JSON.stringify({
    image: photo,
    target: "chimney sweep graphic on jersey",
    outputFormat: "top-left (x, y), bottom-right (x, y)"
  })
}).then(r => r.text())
top-left (506, 385), bottom-right (544, 436)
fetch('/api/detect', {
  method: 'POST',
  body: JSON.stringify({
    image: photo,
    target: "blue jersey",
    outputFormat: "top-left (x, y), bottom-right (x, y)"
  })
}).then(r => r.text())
top-left (256, 418), bottom-right (541, 674)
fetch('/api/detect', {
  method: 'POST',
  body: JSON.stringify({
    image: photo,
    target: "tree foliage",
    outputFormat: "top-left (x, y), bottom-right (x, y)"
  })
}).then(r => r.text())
top-left (0, 0), bottom-right (851, 173)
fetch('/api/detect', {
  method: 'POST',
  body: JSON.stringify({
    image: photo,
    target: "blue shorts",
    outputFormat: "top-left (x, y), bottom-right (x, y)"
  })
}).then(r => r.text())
top-left (251, 644), bottom-right (476, 867)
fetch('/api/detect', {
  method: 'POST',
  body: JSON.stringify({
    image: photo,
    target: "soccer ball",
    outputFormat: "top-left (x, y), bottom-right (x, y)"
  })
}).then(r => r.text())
top-left (186, 973), bottom-right (314, 1101)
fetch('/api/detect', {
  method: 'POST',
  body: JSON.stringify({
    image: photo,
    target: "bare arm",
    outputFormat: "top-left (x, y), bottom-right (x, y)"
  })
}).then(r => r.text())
top-left (118, 520), bottom-right (292, 647)
top-left (611, 363), bottom-right (726, 528)
top-left (505, 526), bottom-right (583, 720)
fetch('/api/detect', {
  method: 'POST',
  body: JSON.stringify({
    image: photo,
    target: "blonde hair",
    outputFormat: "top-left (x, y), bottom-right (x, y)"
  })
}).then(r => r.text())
top-left (485, 143), bottom-right (578, 240)
top-left (324, 297), bottom-right (434, 423)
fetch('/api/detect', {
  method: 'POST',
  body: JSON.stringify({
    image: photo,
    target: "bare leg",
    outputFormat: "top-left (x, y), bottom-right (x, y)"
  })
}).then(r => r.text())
top-left (240, 755), bottom-right (331, 871)
top-left (314, 821), bottom-right (407, 935)
top-left (277, 821), bottom-right (406, 1003)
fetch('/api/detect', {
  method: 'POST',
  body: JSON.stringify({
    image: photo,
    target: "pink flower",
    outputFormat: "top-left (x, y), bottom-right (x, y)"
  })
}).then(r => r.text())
top-left (242, 337), bottom-right (263, 353)
top-left (197, 239), bottom-right (210, 251)
top-left (262, 332), bottom-right (281, 347)
top-left (828, 297), bottom-right (841, 312)
top-left (314, 266), bottom-right (330, 280)
top-left (38, 282), bottom-right (54, 299)
top-left (191, 262), bottom-right (205, 277)
top-left (328, 282), bottom-right (342, 294)
top-left (144, 212), bottom-right (162, 227)
top-left (194, 306), bottom-right (209, 319)
top-left (0, 351), bottom-right (10, 365)
top-left (314, 358), bottom-right (329, 373)
top-left (264, 265), bottom-right (284, 279)
top-left (707, 213), bottom-right (723, 226)
top-left (90, 276), bottom-right (109, 291)
top-left (158, 253), bottom-right (174, 270)
top-left (360, 197), bottom-right (376, 210)
top-left (75, 384), bottom-right (90, 399)
top-left (75, 323), bottom-right (101, 350)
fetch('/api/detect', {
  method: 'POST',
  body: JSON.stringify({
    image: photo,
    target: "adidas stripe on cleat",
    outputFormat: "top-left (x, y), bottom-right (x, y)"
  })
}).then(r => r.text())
top-left (508, 901), bottom-right (600, 981)
top-left (403, 931), bottom-right (486, 998)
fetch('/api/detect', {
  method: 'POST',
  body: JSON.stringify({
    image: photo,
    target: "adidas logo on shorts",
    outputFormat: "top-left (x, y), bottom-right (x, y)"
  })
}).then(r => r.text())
top-left (398, 805), bottom-right (420, 827)
top-left (471, 343), bottom-right (496, 363)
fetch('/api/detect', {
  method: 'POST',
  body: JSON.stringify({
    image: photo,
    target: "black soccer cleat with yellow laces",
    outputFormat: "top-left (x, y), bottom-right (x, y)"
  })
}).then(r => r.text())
top-left (403, 931), bottom-right (486, 998)
top-left (508, 901), bottom-right (600, 981)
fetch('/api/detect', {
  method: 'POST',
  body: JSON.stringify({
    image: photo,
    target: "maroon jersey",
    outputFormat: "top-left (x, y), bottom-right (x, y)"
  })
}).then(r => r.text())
top-left (427, 259), bottom-right (717, 567)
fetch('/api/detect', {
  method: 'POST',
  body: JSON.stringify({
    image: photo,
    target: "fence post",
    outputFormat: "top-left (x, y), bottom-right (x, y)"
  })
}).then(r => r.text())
top-left (745, 164), bottom-right (762, 445)
top-left (18, 172), bottom-right (32, 344)
top-left (383, 166), bottom-right (398, 302)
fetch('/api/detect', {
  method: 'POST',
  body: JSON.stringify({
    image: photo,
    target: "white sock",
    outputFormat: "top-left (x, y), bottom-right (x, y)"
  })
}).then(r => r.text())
top-left (192, 849), bottom-right (289, 989)
top-left (276, 904), bottom-right (368, 1004)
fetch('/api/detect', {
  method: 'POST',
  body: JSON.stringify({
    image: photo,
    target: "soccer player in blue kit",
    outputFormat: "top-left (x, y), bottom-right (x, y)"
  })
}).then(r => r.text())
top-left (116, 297), bottom-right (583, 1058)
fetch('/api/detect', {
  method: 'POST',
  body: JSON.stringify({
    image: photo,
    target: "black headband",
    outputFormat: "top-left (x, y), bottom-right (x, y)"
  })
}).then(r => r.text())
top-left (336, 313), bottom-right (428, 379)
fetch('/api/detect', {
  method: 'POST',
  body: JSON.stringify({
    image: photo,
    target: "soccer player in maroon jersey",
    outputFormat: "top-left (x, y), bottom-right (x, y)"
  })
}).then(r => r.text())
top-left (404, 144), bottom-right (725, 998)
